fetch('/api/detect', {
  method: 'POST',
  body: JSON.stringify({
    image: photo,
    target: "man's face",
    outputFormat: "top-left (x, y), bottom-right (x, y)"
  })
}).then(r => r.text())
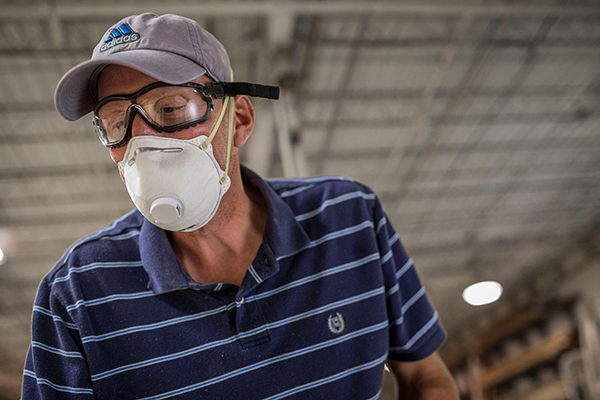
top-left (96, 64), bottom-right (228, 165)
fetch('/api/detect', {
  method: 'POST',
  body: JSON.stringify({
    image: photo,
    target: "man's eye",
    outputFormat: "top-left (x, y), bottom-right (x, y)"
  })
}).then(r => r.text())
top-left (112, 120), bottom-right (125, 130)
top-left (161, 105), bottom-right (185, 114)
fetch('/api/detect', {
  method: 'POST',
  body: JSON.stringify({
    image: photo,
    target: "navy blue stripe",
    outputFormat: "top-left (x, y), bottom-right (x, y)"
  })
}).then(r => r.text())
top-left (137, 321), bottom-right (389, 400)
top-left (92, 287), bottom-right (385, 380)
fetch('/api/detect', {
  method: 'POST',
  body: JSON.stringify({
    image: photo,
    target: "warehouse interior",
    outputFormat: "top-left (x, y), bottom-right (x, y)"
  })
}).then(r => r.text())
top-left (0, 0), bottom-right (599, 399)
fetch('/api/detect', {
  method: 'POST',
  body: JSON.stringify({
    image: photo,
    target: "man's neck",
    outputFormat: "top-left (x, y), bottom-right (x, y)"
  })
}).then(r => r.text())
top-left (166, 171), bottom-right (268, 287)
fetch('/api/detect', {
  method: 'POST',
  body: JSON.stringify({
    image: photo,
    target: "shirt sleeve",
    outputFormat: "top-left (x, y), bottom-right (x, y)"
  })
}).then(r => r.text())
top-left (372, 196), bottom-right (447, 362)
top-left (22, 279), bottom-right (94, 399)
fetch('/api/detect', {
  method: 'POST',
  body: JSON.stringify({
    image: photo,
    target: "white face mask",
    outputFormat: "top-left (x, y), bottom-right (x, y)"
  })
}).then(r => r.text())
top-left (117, 96), bottom-right (235, 232)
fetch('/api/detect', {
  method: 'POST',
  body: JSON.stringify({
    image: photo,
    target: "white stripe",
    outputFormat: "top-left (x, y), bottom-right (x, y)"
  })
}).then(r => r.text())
top-left (381, 249), bottom-right (393, 265)
top-left (264, 287), bottom-right (384, 330)
top-left (248, 265), bottom-right (262, 283)
top-left (391, 312), bottom-right (439, 352)
top-left (401, 287), bottom-right (425, 315)
top-left (263, 353), bottom-right (388, 400)
top-left (53, 260), bottom-right (143, 285)
top-left (32, 305), bottom-right (52, 317)
top-left (66, 291), bottom-right (155, 312)
top-left (385, 284), bottom-right (399, 298)
top-left (308, 221), bottom-right (374, 248)
top-left (92, 287), bottom-right (385, 381)
top-left (390, 288), bottom-right (427, 326)
top-left (136, 321), bottom-right (389, 400)
top-left (247, 253), bottom-right (380, 303)
top-left (23, 370), bottom-right (35, 379)
top-left (365, 388), bottom-right (382, 400)
top-left (279, 184), bottom-right (315, 198)
top-left (277, 220), bottom-right (375, 261)
top-left (395, 258), bottom-right (414, 280)
top-left (99, 230), bottom-right (140, 241)
top-left (388, 233), bottom-right (400, 247)
top-left (33, 306), bottom-right (78, 330)
top-left (31, 342), bottom-right (83, 358)
top-left (295, 191), bottom-right (376, 222)
top-left (23, 370), bottom-right (93, 395)
top-left (376, 216), bottom-right (387, 234)
top-left (82, 302), bottom-right (236, 343)
top-left (268, 176), bottom-right (352, 184)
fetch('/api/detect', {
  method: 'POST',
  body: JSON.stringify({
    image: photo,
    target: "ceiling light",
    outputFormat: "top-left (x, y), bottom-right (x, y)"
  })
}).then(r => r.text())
top-left (462, 281), bottom-right (503, 306)
top-left (0, 247), bottom-right (5, 265)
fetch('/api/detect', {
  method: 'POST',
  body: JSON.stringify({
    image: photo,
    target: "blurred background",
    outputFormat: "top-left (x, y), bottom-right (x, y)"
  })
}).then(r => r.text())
top-left (1, 0), bottom-right (600, 399)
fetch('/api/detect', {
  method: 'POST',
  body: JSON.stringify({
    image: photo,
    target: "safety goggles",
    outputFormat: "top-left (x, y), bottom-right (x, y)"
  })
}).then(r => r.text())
top-left (92, 81), bottom-right (279, 149)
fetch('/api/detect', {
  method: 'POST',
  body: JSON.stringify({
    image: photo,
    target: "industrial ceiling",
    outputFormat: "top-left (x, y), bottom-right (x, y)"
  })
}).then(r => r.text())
top-left (0, 0), bottom-right (599, 397)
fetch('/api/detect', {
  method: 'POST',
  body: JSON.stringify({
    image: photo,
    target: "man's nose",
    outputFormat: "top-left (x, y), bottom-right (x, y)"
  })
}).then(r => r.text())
top-left (128, 110), bottom-right (159, 139)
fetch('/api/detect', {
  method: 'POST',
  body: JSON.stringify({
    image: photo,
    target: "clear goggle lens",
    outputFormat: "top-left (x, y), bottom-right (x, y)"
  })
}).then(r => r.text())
top-left (93, 84), bottom-right (212, 147)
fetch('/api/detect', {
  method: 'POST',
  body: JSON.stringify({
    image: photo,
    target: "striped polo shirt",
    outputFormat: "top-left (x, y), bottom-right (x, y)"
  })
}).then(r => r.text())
top-left (23, 166), bottom-right (446, 400)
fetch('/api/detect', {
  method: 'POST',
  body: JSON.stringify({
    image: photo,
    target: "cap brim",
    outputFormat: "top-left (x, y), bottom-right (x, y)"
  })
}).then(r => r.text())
top-left (55, 49), bottom-right (208, 121)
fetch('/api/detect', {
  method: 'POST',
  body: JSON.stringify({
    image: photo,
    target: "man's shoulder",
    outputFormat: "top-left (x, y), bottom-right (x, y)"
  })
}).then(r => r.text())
top-left (266, 175), bottom-right (379, 223)
top-left (42, 209), bottom-right (144, 284)
top-left (266, 175), bottom-right (375, 199)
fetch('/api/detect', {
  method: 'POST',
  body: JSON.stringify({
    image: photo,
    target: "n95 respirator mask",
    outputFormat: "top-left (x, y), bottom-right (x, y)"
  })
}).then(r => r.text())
top-left (118, 134), bottom-right (231, 232)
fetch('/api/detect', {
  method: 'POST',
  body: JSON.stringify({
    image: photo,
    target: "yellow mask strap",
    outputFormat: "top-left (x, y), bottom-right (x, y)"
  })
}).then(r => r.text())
top-left (200, 69), bottom-right (235, 185)
top-left (220, 96), bottom-right (236, 185)
top-left (201, 97), bottom-right (228, 150)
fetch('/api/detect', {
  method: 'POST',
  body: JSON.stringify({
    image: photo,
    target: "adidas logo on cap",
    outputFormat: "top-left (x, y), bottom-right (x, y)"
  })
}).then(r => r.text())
top-left (100, 23), bottom-right (140, 52)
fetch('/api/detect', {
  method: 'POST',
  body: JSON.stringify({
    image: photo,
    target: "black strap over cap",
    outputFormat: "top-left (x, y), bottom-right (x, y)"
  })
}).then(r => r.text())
top-left (206, 82), bottom-right (280, 100)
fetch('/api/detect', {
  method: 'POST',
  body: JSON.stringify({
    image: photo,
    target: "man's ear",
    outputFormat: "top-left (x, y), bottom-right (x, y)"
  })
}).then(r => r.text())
top-left (233, 95), bottom-right (255, 148)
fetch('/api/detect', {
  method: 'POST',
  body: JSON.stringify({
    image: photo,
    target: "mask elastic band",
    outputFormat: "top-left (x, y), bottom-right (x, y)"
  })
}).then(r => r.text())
top-left (220, 96), bottom-right (235, 185)
top-left (201, 98), bottom-right (228, 150)
top-left (201, 68), bottom-right (235, 151)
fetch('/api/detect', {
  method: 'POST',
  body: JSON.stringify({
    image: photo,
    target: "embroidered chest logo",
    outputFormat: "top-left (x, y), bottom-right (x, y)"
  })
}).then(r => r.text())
top-left (100, 23), bottom-right (140, 52)
top-left (327, 313), bottom-right (345, 334)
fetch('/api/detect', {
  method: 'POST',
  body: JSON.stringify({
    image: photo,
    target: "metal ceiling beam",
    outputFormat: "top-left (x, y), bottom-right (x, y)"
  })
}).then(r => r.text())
top-left (2, 2), bottom-right (600, 19)
top-left (378, 175), bottom-right (600, 201)
top-left (0, 191), bottom-right (128, 208)
top-left (303, 112), bottom-right (600, 128)
top-left (408, 232), bottom-right (580, 254)
top-left (0, 210), bottom-right (131, 227)
top-left (0, 164), bottom-right (116, 180)
top-left (301, 86), bottom-right (600, 101)
top-left (304, 136), bottom-right (600, 158)
top-left (392, 205), bottom-right (600, 233)
top-left (316, 15), bottom-right (370, 174)
top-left (305, 145), bottom-right (599, 161)
top-left (442, 17), bottom-right (561, 228)
top-left (316, 38), bottom-right (600, 48)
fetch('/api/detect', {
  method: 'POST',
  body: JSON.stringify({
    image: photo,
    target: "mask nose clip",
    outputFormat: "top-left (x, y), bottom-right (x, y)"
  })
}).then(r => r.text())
top-left (127, 147), bottom-right (183, 166)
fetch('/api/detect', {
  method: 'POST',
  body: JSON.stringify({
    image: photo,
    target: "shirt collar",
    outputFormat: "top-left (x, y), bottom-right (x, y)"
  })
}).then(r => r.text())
top-left (139, 165), bottom-right (311, 294)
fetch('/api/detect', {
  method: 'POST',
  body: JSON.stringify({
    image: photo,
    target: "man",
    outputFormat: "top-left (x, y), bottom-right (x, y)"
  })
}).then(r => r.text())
top-left (23, 13), bottom-right (459, 399)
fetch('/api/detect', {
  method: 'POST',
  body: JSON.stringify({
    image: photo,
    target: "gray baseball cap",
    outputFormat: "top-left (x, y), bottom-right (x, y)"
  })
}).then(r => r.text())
top-left (55, 13), bottom-right (231, 121)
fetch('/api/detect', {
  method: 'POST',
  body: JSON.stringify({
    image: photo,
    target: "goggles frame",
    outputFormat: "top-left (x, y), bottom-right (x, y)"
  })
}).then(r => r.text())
top-left (93, 81), bottom-right (215, 149)
top-left (92, 80), bottom-right (280, 149)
